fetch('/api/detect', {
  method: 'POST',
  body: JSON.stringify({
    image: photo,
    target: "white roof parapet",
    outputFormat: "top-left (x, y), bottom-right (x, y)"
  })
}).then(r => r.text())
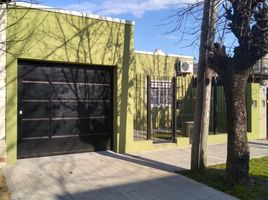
top-left (8, 2), bottom-right (135, 26)
top-left (135, 50), bottom-right (194, 60)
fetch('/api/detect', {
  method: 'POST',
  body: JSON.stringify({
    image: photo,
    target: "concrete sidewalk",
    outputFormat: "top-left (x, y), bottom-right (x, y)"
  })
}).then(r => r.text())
top-left (3, 140), bottom-right (268, 200)
top-left (131, 139), bottom-right (268, 172)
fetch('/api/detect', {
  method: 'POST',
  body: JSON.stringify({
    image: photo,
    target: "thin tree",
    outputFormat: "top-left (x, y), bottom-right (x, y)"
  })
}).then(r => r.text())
top-left (191, 0), bottom-right (218, 171)
top-left (191, 0), bottom-right (212, 171)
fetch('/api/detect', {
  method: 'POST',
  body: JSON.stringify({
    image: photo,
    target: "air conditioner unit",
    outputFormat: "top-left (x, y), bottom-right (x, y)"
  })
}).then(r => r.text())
top-left (175, 60), bottom-right (194, 75)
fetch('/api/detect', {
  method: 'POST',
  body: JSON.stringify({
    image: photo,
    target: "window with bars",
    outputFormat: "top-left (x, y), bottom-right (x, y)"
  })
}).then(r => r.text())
top-left (151, 80), bottom-right (172, 107)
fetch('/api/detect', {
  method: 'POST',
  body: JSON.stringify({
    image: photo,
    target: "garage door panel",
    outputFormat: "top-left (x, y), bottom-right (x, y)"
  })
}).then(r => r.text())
top-left (82, 85), bottom-right (111, 100)
top-left (84, 102), bottom-right (112, 117)
top-left (85, 70), bottom-right (112, 84)
top-left (19, 65), bottom-right (50, 82)
top-left (51, 101), bottom-right (81, 118)
top-left (88, 118), bottom-right (113, 133)
top-left (51, 67), bottom-right (112, 84)
top-left (50, 135), bottom-right (111, 154)
top-left (22, 83), bottom-right (51, 100)
top-left (18, 138), bottom-right (50, 158)
top-left (22, 102), bottom-right (50, 118)
top-left (51, 118), bottom-right (112, 136)
top-left (22, 84), bottom-right (111, 101)
top-left (21, 120), bottom-right (50, 138)
top-left (51, 119), bottom-right (81, 136)
top-left (51, 101), bottom-right (112, 118)
top-left (50, 84), bottom-right (76, 100)
top-left (52, 67), bottom-right (82, 83)
top-left (51, 84), bottom-right (111, 100)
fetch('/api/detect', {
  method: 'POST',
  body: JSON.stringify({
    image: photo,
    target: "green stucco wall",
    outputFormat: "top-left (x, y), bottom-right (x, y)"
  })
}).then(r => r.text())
top-left (6, 7), bottom-right (134, 164)
top-left (134, 52), bottom-right (193, 76)
top-left (247, 83), bottom-right (260, 139)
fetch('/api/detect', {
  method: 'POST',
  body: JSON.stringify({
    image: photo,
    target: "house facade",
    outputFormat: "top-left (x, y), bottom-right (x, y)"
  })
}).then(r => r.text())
top-left (0, 3), bottom-right (265, 165)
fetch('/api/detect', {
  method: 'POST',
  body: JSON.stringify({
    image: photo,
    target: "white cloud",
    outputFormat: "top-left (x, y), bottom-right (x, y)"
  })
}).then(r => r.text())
top-left (62, 0), bottom-right (198, 18)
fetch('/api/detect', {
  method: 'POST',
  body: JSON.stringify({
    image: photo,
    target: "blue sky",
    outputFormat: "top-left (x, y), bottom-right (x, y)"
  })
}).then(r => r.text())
top-left (39, 0), bottom-right (200, 61)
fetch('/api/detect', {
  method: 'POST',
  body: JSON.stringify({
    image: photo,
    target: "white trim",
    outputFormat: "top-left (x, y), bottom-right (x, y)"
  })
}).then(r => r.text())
top-left (0, 4), bottom-right (6, 140)
top-left (9, 2), bottom-right (135, 25)
top-left (134, 50), bottom-right (194, 59)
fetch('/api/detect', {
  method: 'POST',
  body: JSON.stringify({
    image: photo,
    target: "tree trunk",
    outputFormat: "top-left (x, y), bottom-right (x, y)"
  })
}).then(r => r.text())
top-left (223, 67), bottom-right (251, 185)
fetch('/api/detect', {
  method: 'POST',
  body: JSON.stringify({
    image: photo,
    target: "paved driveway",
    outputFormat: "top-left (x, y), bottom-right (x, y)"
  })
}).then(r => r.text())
top-left (3, 140), bottom-right (268, 200)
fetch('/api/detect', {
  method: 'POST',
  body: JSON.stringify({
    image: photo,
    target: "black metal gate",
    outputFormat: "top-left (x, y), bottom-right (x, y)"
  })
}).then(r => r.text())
top-left (18, 61), bottom-right (113, 158)
top-left (147, 76), bottom-right (177, 143)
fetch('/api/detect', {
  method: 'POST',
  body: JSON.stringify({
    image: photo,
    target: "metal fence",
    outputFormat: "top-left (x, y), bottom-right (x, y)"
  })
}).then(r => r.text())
top-left (133, 75), bottom-right (250, 143)
top-left (149, 76), bottom-right (177, 143)
top-left (175, 76), bottom-right (195, 136)
top-left (134, 75), bottom-right (191, 143)
top-left (133, 75), bottom-right (176, 143)
top-left (133, 75), bottom-right (148, 140)
top-left (210, 78), bottom-right (227, 134)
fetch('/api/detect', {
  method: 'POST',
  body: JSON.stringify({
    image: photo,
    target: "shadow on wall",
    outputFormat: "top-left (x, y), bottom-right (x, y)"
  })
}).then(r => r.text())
top-left (5, 5), bottom-right (134, 161)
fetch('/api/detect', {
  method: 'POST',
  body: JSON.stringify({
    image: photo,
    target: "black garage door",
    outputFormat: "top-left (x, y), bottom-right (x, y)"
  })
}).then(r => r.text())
top-left (18, 61), bottom-right (113, 158)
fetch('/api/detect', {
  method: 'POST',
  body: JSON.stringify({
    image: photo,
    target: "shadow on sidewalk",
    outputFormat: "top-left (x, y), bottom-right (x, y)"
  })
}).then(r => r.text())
top-left (97, 151), bottom-right (185, 173)
top-left (54, 174), bottom-right (236, 200)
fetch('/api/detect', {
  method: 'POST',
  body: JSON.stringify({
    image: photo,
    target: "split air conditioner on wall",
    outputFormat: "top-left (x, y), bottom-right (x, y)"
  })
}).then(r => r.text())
top-left (175, 60), bottom-right (194, 75)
